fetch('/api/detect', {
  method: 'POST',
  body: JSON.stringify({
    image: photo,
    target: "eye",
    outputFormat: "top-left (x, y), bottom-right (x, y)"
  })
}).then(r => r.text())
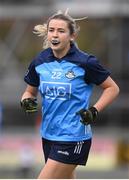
top-left (59, 29), bottom-right (65, 33)
top-left (59, 30), bottom-right (65, 33)
top-left (48, 28), bottom-right (54, 32)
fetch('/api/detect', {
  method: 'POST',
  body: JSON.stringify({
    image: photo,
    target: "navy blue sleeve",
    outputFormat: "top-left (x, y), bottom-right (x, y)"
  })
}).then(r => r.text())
top-left (84, 55), bottom-right (111, 85)
top-left (24, 60), bottom-right (39, 87)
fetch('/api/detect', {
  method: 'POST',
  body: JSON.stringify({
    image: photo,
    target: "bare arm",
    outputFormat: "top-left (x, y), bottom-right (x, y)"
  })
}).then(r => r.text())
top-left (76, 76), bottom-right (119, 125)
top-left (21, 85), bottom-right (38, 101)
top-left (93, 76), bottom-right (120, 112)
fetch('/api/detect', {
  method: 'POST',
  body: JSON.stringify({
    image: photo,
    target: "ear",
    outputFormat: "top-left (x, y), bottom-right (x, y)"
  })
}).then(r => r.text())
top-left (70, 33), bottom-right (77, 42)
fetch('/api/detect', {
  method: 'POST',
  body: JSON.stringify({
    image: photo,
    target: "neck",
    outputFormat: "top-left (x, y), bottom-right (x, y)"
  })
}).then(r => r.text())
top-left (53, 44), bottom-right (70, 59)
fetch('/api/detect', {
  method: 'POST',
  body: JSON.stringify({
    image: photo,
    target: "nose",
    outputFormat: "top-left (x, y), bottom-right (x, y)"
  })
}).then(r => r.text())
top-left (52, 30), bottom-right (58, 37)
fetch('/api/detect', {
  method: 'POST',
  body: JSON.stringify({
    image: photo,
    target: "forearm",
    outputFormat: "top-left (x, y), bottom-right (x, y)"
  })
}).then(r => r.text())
top-left (21, 91), bottom-right (36, 100)
top-left (94, 86), bottom-right (119, 112)
top-left (21, 85), bottom-right (38, 101)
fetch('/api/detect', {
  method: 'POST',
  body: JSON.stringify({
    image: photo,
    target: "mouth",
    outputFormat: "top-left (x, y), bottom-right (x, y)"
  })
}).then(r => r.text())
top-left (51, 39), bottom-right (60, 46)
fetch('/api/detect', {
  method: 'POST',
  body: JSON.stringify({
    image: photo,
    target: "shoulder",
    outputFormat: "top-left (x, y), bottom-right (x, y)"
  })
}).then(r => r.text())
top-left (39, 48), bottom-right (52, 59)
top-left (30, 48), bottom-right (52, 67)
top-left (70, 46), bottom-right (89, 64)
top-left (72, 44), bottom-right (104, 70)
top-left (85, 54), bottom-right (100, 67)
top-left (74, 47), bottom-right (97, 66)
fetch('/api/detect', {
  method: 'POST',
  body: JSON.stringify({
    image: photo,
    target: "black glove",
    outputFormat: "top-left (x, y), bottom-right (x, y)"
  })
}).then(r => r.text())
top-left (20, 98), bottom-right (38, 113)
top-left (77, 107), bottom-right (98, 125)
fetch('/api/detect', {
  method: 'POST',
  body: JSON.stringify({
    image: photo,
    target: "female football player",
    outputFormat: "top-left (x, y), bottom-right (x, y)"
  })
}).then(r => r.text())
top-left (21, 9), bottom-right (119, 179)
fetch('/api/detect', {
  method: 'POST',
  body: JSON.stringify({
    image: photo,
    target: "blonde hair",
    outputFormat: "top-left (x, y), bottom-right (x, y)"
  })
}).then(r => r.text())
top-left (33, 9), bottom-right (87, 49)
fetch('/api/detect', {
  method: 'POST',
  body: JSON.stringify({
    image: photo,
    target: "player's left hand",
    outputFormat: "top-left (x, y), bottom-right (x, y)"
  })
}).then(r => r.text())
top-left (76, 107), bottom-right (98, 125)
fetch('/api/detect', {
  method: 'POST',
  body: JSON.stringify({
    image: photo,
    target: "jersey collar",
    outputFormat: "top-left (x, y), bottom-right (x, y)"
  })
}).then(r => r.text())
top-left (47, 42), bottom-right (78, 59)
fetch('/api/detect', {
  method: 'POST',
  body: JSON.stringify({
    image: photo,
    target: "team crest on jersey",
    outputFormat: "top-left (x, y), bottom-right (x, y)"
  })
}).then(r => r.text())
top-left (65, 70), bottom-right (76, 79)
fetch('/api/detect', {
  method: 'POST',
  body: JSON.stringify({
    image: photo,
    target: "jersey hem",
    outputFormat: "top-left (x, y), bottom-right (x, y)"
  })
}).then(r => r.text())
top-left (40, 131), bottom-right (92, 142)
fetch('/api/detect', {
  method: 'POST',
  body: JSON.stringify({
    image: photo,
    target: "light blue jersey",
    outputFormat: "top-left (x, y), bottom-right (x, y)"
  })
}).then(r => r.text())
top-left (36, 60), bottom-right (93, 141)
top-left (24, 43), bottom-right (110, 141)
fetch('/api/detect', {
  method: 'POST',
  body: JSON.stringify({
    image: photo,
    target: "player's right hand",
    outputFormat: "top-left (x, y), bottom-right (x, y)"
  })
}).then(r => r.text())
top-left (20, 98), bottom-right (38, 113)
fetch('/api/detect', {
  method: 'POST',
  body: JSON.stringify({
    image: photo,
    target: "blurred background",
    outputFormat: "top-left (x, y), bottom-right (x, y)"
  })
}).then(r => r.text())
top-left (0, 0), bottom-right (129, 179)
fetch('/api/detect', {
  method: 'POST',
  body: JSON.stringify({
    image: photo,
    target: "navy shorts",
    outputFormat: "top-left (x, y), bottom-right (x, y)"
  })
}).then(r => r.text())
top-left (42, 138), bottom-right (92, 166)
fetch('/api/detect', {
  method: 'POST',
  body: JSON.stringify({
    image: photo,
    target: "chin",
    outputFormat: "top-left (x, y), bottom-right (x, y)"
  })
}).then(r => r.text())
top-left (51, 46), bottom-right (61, 51)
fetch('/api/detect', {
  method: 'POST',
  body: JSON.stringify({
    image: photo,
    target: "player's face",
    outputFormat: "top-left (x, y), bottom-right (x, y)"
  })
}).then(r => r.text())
top-left (47, 19), bottom-right (74, 57)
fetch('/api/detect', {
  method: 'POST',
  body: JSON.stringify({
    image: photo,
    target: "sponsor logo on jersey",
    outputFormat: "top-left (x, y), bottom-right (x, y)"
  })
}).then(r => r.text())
top-left (65, 70), bottom-right (76, 79)
top-left (40, 81), bottom-right (71, 100)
